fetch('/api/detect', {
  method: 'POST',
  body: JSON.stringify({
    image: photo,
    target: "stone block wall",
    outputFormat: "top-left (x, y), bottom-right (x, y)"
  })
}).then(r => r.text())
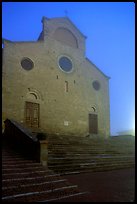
top-left (2, 17), bottom-right (110, 138)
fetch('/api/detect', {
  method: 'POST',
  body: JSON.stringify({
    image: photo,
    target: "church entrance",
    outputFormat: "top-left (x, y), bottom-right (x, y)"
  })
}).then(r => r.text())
top-left (89, 114), bottom-right (98, 134)
top-left (25, 102), bottom-right (39, 128)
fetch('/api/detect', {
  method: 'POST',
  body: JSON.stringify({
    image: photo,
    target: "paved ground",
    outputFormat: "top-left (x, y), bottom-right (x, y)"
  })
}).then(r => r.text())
top-left (63, 168), bottom-right (135, 202)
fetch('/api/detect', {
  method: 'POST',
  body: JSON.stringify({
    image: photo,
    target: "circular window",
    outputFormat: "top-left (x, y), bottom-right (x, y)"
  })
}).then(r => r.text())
top-left (58, 56), bottom-right (73, 72)
top-left (21, 58), bottom-right (34, 70)
top-left (92, 80), bottom-right (101, 91)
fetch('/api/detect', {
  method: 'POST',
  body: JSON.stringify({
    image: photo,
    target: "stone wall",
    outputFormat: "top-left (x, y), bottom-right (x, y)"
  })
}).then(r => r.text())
top-left (2, 17), bottom-right (110, 137)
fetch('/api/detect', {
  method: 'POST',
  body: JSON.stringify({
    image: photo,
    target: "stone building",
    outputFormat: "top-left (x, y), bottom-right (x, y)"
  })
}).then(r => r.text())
top-left (2, 16), bottom-right (110, 137)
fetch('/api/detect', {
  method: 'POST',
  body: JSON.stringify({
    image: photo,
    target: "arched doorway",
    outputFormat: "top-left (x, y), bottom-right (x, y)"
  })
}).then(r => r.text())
top-left (25, 91), bottom-right (41, 129)
top-left (89, 114), bottom-right (98, 134)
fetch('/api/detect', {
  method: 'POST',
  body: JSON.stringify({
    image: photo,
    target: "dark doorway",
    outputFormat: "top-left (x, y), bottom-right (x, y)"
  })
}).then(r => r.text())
top-left (89, 114), bottom-right (98, 134)
top-left (25, 102), bottom-right (39, 128)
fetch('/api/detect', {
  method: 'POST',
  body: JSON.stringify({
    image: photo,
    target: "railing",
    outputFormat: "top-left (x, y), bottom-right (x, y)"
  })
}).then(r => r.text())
top-left (3, 119), bottom-right (48, 166)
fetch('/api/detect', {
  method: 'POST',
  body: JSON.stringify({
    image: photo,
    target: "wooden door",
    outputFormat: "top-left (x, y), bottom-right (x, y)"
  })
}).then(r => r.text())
top-left (25, 102), bottom-right (39, 128)
top-left (89, 114), bottom-right (98, 134)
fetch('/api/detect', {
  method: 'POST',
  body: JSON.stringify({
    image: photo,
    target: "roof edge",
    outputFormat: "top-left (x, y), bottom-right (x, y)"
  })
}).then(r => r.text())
top-left (2, 38), bottom-right (13, 43)
top-left (65, 17), bottom-right (87, 39)
top-left (85, 57), bottom-right (111, 80)
top-left (42, 16), bottom-right (87, 39)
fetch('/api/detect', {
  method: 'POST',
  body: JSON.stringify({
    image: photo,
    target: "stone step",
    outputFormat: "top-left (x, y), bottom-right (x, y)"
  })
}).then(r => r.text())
top-left (2, 162), bottom-right (44, 167)
top-left (49, 162), bottom-right (135, 174)
top-left (2, 160), bottom-right (39, 165)
top-left (48, 160), bottom-right (134, 169)
top-left (48, 155), bottom-right (134, 160)
top-left (48, 159), bottom-right (134, 168)
top-left (48, 147), bottom-right (134, 152)
top-left (2, 179), bottom-right (68, 191)
top-left (2, 184), bottom-right (80, 202)
top-left (2, 143), bottom-right (88, 202)
top-left (48, 163), bottom-right (135, 170)
top-left (48, 151), bottom-right (126, 156)
top-left (47, 134), bottom-right (135, 174)
top-left (59, 164), bottom-right (135, 175)
top-left (48, 156), bottom-right (134, 163)
top-left (38, 191), bottom-right (90, 202)
top-left (2, 173), bottom-right (63, 186)
top-left (3, 179), bottom-right (76, 197)
top-left (2, 170), bottom-right (56, 179)
top-left (48, 138), bottom-right (134, 146)
top-left (48, 144), bottom-right (134, 149)
top-left (2, 166), bottom-right (50, 174)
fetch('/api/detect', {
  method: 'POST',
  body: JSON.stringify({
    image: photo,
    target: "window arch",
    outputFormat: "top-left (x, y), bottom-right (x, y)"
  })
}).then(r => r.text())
top-left (91, 107), bottom-right (96, 112)
top-left (27, 88), bottom-right (43, 101)
top-left (54, 27), bottom-right (78, 48)
top-left (26, 92), bottom-right (38, 101)
top-left (30, 93), bottom-right (37, 100)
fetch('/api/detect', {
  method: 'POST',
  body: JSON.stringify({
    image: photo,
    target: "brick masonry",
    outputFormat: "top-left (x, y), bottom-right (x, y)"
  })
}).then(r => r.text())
top-left (2, 17), bottom-right (110, 138)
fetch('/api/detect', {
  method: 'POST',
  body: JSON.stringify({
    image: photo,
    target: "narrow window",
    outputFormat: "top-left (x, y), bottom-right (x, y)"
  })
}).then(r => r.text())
top-left (65, 81), bottom-right (68, 92)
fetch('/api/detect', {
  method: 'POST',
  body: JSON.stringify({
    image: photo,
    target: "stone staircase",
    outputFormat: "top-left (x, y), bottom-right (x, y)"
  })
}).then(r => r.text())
top-left (2, 143), bottom-right (89, 202)
top-left (2, 119), bottom-right (135, 202)
top-left (48, 135), bottom-right (135, 174)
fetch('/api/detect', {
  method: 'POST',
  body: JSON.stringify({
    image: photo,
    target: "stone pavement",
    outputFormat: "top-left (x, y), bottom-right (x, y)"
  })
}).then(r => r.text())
top-left (63, 168), bottom-right (135, 202)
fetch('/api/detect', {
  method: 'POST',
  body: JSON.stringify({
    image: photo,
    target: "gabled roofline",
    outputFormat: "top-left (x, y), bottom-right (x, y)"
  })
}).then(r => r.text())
top-left (42, 16), bottom-right (87, 39)
top-left (65, 17), bottom-right (87, 39)
top-left (86, 57), bottom-right (111, 80)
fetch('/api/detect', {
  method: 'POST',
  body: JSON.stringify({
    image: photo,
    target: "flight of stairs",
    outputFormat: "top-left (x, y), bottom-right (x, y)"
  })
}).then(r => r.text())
top-left (48, 135), bottom-right (135, 174)
top-left (2, 143), bottom-right (89, 202)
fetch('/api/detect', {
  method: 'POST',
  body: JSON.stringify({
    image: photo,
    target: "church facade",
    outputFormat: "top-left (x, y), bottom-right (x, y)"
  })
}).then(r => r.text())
top-left (2, 16), bottom-right (110, 137)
